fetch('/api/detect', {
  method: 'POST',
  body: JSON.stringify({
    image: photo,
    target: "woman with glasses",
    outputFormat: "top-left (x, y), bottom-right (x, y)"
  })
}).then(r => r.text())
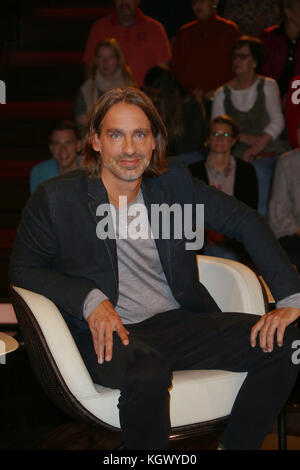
top-left (212, 35), bottom-right (289, 217)
top-left (189, 115), bottom-right (258, 261)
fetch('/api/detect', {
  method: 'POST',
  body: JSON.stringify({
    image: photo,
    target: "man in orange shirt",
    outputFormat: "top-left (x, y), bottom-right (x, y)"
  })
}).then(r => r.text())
top-left (172, 0), bottom-right (240, 101)
top-left (83, 0), bottom-right (171, 87)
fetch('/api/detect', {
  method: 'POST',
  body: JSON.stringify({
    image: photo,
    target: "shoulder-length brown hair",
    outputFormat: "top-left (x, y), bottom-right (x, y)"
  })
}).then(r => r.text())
top-left (82, 86), bottom-right (169, 179)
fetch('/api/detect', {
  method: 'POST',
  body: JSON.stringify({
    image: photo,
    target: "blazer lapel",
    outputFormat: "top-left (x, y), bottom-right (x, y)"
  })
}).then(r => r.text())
top-left (87, 178), bottom-right (118, 287)
top-left (141, 177), bottom-right (173, 287)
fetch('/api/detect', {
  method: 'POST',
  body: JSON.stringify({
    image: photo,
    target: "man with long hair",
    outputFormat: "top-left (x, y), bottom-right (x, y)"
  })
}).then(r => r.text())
top-left (10, 87), bottom-right (300, 450)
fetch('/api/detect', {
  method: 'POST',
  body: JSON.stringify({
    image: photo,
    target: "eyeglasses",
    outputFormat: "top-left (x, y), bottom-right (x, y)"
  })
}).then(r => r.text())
top-left (231, 53), bottom-right (252, 61)
top-left (210, 132), bottom-right (232, 138)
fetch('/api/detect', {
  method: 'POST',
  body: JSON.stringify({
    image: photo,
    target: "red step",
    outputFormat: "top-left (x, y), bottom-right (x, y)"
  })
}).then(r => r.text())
top-left (0, 101), bottom-right (73, 119)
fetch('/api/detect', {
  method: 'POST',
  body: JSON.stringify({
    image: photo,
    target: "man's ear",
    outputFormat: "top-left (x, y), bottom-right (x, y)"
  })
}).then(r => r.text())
top-left (152, 136), bottom-right (156, 152)
top-left (91, 133), bottom-right (102, 152)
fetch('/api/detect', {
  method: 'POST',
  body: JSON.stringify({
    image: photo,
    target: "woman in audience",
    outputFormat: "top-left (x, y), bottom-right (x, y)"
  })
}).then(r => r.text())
top-left (189, 115), bottom-right (258, 261)
top-left (260, 0), bottom-right (300, 100)
top-left (212, 35), bottom-right (289, 217)
top-left (74, 37), bottom-right (135, 137)
top-left (143, 64), bottom-right (206, 165)
top-left (269, 120), bottom-right (300, 273)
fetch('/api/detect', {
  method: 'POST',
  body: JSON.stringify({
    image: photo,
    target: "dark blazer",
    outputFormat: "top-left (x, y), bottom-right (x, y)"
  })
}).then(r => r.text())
top-left (9, 161), bottom-right (300, 338)
top-left (189, 157), bottom-right (258, 210)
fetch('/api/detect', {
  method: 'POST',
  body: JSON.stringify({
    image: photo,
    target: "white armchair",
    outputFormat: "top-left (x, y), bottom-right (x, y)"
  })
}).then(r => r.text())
top-left (10, 256), bottom-right (268, 445)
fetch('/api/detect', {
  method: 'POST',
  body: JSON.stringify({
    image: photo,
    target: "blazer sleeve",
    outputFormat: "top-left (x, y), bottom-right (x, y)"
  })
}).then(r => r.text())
top-left (9, 184), bottom-right (97, 320)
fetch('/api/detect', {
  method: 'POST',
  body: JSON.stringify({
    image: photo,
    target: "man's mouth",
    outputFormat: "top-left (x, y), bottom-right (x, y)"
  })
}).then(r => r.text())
top-left (120, 5), bottom-right (131, 11)
top-left (120, 158), bottom-right (141, 168)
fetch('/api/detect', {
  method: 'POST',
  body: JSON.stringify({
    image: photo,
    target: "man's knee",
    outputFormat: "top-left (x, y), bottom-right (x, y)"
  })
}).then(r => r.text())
top-left (123, 350), bottom-right (172, 394)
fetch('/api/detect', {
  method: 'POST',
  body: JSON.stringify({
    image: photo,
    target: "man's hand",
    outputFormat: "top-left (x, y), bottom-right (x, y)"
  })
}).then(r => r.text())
top-left (87, 299), bottom-right (130, 364)
top-left (250, 308), bottom-right (300, 353)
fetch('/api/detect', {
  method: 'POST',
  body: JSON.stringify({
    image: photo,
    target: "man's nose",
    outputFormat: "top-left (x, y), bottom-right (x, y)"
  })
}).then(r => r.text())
top-left (123, 136), bottom-right (136, 155)
top-left (57, 144), bottom-right (69, 155)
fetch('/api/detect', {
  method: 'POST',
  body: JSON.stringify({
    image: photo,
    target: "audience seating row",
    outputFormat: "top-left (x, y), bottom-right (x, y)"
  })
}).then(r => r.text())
top-left (32, 6), bottom-right (113, 19)
top-left (3, 49), bottom-right (83, 66)
top-left (0, 64), bottom-right (84, 100)
top-left (0, 101), bottom-right (73, 119)
top-left (18, 17), bottom-right (94, 48)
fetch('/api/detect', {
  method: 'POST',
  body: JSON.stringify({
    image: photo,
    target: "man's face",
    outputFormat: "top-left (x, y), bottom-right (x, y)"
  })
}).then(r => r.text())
top-left (49, 129), bottom-right (80, 170)
top-left (114, 0), bottom-right (140, 24)
top-left (285, 3), bottom-right (300, 29)
top-left (92, 102), bottom-right (156, 184)
top-left (192, 0), bottom-right (218, 20)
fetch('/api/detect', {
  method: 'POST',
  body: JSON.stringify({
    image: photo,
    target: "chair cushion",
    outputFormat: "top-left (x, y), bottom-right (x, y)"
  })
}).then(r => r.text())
top-left (93, 369), bottom-right (247, 428)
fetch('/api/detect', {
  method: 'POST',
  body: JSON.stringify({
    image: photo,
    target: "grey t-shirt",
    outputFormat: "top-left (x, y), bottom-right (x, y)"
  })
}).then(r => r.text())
top-left (84, 190), bottom-right (180, 324)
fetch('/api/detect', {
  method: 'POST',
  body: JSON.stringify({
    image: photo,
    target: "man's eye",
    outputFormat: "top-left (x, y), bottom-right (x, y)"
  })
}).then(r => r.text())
top-left (135, 132), bottom-right (146, 139)
top-left (111, 132), bottom-right (121, 139)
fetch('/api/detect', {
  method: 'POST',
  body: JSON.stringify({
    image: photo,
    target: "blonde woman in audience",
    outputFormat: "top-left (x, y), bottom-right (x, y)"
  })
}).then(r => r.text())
top-left (74, 37), bottom-right (136, 136)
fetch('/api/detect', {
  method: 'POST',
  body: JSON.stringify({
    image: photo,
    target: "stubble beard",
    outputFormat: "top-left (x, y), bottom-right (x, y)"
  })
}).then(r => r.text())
top-left (102, 153), bottom-right (151, 182)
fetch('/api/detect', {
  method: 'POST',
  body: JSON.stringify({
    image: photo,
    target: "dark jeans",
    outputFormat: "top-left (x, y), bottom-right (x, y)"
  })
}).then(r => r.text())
top-left (279, 235), bottom-right (300, 274)
top-left (74, 308), bottom-right (300, 450)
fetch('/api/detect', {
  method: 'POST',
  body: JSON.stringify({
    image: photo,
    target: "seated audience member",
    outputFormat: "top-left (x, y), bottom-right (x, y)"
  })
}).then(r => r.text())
top-left (172, 0), bottom-right (240, 105)
top-left (269, 121), bottom-right (300, 272)
top-left (260, 0), bottom-right (300, 100)
top-left (74, 38), bottom-right (135, 137)
top-left (143, 64), bottom-right (206, 164)
top-left (212, 35), bottom-right (289, 217)
top-left (82, 0), bottom-right (171, 87)
top-left (189, 115), bottom-right (258, 261)
top-left (223, 0), bottom-right (280, 37)
top-left (30, 121), bottom-right (81, 194)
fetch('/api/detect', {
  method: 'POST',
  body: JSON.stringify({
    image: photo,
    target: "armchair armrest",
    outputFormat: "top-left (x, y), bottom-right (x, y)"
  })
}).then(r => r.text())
top-left (197, 255), bottom-right (266, 316)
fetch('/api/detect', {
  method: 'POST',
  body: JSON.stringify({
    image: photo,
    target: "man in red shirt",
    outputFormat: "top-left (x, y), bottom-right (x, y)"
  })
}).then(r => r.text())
top-left (83, 0), bottom-right (171, 87)
top-left (172, 0), bottom-right (240, 101)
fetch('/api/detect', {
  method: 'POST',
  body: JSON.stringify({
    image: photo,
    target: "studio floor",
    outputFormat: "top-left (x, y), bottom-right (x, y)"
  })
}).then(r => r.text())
top-left (1, 327), bottom-right (300, 452)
